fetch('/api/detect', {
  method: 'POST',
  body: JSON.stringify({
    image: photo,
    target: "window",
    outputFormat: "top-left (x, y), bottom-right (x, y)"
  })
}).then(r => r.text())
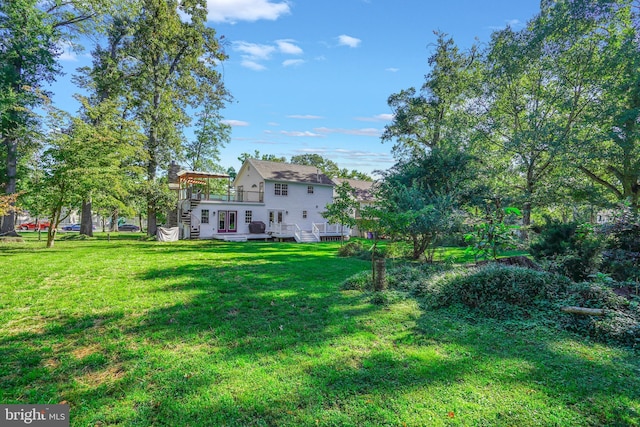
top-left (201, 209), bottom-right (209, 224)
top-left (302, 210), bottom-right (308, 219)
top-left (274, 183), bottom-right (288, 196)
top-left (245, 210), bottom-right (253, 223)
top-left (307, 185), bottom-right (314, 194)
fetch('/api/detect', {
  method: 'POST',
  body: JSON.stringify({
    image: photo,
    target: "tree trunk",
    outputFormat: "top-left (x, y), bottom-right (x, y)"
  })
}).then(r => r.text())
top-left (374, 258), bottom-right (387, 291)
top-left (561, 306), bottom-right (605, 316)
top-left (146, 121), bottom-right (158, 237)
top-left (110, 210), bottom-right (119, 232)
top-left (80, 197), bottom-right (94, 237)
top-left (1, 134), bottom-right (19, 237)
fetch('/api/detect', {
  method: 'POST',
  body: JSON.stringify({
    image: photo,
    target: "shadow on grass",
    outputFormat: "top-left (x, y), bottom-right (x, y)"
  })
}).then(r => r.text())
top-left (2, 239), bottom-right (639, 426)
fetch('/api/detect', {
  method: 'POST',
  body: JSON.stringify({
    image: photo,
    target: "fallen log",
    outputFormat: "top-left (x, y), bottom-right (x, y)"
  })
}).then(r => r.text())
top-left (561, 306), bottom-right (605, 316)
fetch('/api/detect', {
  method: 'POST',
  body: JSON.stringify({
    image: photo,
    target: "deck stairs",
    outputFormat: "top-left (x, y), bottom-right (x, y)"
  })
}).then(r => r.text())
top-left (295, 230), bottom-right (319, 243)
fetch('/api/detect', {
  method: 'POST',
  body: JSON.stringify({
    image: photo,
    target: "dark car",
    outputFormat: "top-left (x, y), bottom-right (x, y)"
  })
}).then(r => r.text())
top-left (19, 221), bottom-right (50, 231)
top-left (118, 224), bottom-right (140, 232)
top-left (62, 224), bottom-right (96, 231)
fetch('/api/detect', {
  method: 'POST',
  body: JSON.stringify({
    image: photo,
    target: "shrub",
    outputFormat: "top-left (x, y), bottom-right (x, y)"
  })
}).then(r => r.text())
top-left (337, 240), bottom-right (366, 257)
top-left (600, 209), bottom-right (640, 282)
top-left (384, 263), bottom-right (569, 318)
top-left (341, 271), bottom-right (372, 291)
top-left (383, 241), bottom-right (411, 259)
top-left (529, 221), bottom-right (602, 281)
top-left (425, 264), bottom-right (571, 317)
top-left (562, 281), bottom-right (640, 347)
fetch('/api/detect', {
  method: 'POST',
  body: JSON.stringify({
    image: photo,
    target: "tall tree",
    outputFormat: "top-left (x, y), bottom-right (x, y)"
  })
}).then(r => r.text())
top-left (184, 103), bottom-right (230, 172)
top-left (565, 0), bottom-right (640, 210)
top-left (479, 15), bottom-right (600, 227)
top-left (382, 32), bottom-right (480, 158)
top-left (125, 0), bottom-right (228, 236)
top-left (0, 0), bottom-right (112, 235)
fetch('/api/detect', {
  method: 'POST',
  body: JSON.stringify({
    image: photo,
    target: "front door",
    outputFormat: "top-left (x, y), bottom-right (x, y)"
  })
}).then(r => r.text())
top-left (218, 210), bottom-right (237, 233)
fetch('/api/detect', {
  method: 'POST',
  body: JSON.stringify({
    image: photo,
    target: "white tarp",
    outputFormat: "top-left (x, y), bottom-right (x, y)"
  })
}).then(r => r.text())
top-left (157, 227), bottom-right (179, 242)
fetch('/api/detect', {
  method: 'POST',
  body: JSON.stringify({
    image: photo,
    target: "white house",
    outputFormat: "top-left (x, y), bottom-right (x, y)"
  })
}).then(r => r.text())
top-left (171, 159), bottom-right (350, 242)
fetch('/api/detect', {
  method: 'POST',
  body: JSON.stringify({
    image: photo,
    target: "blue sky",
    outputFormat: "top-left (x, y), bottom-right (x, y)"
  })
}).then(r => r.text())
top-left (51, 0), bottom-right (541, 176)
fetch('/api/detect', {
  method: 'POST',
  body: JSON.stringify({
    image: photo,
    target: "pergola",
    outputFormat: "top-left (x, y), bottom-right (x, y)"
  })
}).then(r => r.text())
top-left (176, 170), bottom-right (232, 201)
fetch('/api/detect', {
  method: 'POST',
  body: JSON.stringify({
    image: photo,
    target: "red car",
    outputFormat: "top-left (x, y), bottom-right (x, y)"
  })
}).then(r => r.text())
top-left (19, 221), bottom-right (51, 231)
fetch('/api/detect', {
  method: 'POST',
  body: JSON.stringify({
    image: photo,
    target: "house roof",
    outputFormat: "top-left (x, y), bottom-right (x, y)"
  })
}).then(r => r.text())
top-left (333, 178), bottom-right (376, 202)
top-left (247, 159), bottom-right (334, 186)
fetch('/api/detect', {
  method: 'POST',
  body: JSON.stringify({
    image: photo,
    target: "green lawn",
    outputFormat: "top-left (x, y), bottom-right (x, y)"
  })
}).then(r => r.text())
top-left (1, 235), bottom-right (638, 426)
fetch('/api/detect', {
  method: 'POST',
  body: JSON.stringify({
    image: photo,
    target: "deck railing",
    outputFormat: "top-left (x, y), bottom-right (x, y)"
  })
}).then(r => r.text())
top-left (179, 188), bottom-right (264, 203)
top-left (312, 223), bottom-right (350, 236)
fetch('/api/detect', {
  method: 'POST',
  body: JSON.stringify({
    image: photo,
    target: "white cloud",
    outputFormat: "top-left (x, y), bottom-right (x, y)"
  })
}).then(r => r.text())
top-left (222, 119), bottom-right (250, 127)
top-left (241, 60), bottom-right (267, 71)
top-left (337, 35), bottom-right (362, 48)
top-left (315, 127), bottom-right (381, 137)
top-left (385, 67), bottom-right (399, 72)
top-left (233, 41), bottom-right (276, 60)
top-left (280, 130), bottom-right (324, 137)
top-left (354, 114), bottom-right (394, 122)
top-left (287, 114), bottom-right (323, 119)
top-left (282, 59), bottom-right (305, 67)
top-left (206, 0), bottom-right (290, 23)
top-left (276, 39), bottom-right (303, 55)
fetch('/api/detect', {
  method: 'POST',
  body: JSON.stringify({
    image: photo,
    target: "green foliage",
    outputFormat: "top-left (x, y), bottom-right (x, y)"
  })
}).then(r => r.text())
top-left (600, 208), bottom-right (640, 282)
top-left (562, 281), bottom-right (640, 347)
top-left (322, 181), bottom-right (359, 244)
top-left (183, 104), bottom-right (230, 172)
top-left (237, 150), bottom-right (286, 164)
top-left (3, 236), bottom-right (640, 425)
top-left (465, 204), bottom-right (521, 261)
top-left (337, 240), bottom-right (366, 258)
top-left (530, 220), bottom-right (602, 281)
top-left (417, 264), bottom-right (570, 318)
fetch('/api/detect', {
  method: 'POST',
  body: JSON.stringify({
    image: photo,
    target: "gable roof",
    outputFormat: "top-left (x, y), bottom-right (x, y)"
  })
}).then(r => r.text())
top-left (247, 159), bottom-right (335, 186)
top-left (333, 178), bottom-right (376, 202)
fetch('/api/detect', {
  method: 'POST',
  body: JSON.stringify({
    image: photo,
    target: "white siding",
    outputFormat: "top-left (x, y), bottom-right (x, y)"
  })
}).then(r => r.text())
top-left (263, 181), bottom-right (333, 231)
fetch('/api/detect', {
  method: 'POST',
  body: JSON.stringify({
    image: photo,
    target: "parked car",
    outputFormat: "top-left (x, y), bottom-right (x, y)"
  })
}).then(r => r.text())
top-left (118, 224), bottom-right (140, 232)
top-left (19, 221), bottom-right (50, 231)
top-left (62, 223), bottom-right (96, 231)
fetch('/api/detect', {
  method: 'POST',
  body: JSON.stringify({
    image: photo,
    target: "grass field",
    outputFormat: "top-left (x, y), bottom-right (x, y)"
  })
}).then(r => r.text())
top-left (1, 235), bottom-right (639, 426)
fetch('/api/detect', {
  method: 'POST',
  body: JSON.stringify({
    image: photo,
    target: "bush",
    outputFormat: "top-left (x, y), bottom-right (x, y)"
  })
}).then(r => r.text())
top-left (600, 209), bottom-right (640, 282)
top-left (530, 221), bottom-right (602, 281)
top-left (562, 281), bottom-right (640, 347)
top-left (383, 241), bottom-right (411, 259)
top-left (341, 270), bottom-right (372, 291)
top-left (342, 262), bottom-right (640, 347)
top-left (424, 264), bottom-right (570, 317)
top-left (383, 263), bottom-right (569, 318)
top-left (337, 240), bottom-right (366, 257)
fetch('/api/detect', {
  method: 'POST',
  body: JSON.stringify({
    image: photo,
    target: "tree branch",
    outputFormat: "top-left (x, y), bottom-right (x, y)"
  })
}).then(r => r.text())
top-left (579, 166), bottom-right (623, 198)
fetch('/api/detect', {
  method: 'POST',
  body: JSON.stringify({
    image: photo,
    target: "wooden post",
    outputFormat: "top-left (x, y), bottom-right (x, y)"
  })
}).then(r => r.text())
top-left (374, 258), bottom-right (386, 291)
